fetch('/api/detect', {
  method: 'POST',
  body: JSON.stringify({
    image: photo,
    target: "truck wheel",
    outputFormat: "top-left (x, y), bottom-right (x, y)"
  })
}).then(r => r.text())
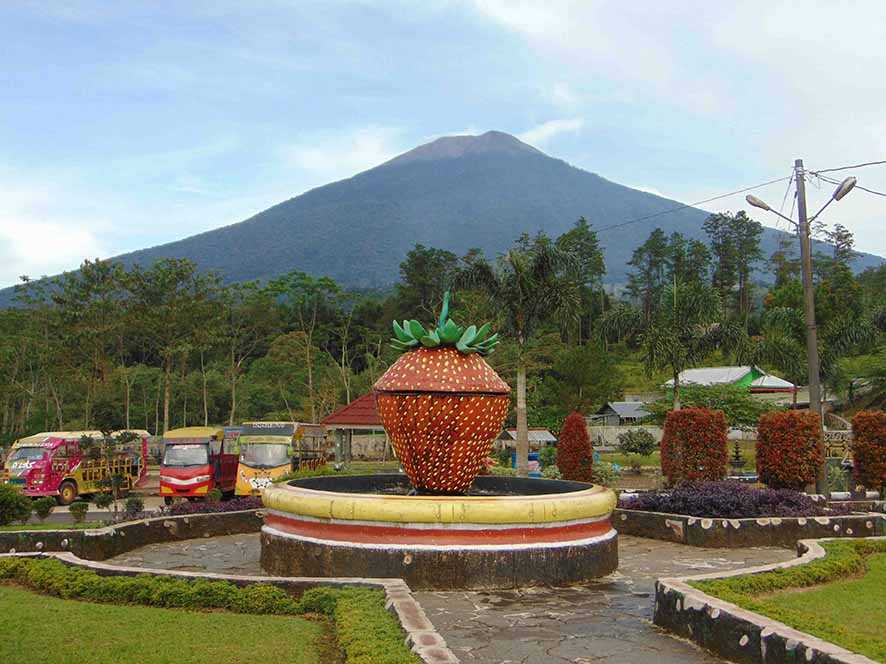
top-left (58, 481), bottom-right (78, 506)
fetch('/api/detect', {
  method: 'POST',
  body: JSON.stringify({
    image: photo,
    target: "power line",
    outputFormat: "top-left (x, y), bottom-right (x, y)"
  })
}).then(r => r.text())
top-left (815, 172), bottom-right (886, 198)
top-left (810, 160), bottom-right (886, 174)
top-left (594, 175), bottom-right (792, 233)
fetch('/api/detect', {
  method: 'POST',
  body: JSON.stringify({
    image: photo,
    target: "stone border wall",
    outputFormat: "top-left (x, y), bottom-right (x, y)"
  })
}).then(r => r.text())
top-left (0, 509), bottom-right (264, 560)
top-left (613, 508), bottom-right (885, 548)
top-left (653, 537), bottom-right (884, 664)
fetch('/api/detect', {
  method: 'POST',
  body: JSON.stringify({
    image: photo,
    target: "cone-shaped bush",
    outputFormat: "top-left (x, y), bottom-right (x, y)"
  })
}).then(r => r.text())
top-left (756, 410), bottom-right (823, 490)
top-left (557, 411), bottom-right (593, 482)
top-left (661, 407), bottom-right (728, 485)
top-left (851, 410), bottom-right (886, 491)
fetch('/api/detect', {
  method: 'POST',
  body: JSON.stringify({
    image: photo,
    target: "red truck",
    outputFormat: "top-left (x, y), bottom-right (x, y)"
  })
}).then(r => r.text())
top-left (159, 426), bottom-right (237, 503)
top-left (1, 430), bottom-right (149, 504)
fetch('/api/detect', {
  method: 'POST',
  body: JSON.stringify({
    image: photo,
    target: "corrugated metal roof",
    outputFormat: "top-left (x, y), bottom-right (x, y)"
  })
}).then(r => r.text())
top-left (750, 374), bottom-right (796, 389)
top-left (500, 428), bottom-right (557, 442)
top-left (600, 401), bottom-right (652, 419)
top-left (664, 366), bottom-right (753, 387)
top-left (321, 393), bottom-right (383, 428)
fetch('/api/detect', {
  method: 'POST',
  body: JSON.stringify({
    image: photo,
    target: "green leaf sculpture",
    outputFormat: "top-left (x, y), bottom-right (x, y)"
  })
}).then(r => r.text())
top-left (389, 290), bottom-right (499, 356)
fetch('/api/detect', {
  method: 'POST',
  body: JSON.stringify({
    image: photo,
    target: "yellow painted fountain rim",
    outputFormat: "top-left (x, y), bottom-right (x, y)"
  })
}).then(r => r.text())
top-left (262, 482), bottom-right (616, 525)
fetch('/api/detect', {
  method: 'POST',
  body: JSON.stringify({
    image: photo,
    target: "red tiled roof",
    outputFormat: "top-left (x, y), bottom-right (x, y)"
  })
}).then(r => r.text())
top-left (321, 393), bottom-right (383, 427)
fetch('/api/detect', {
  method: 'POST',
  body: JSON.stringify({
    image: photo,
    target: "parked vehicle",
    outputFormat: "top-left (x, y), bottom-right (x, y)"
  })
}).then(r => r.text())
top-left (0, 430), bottom-right (150, 505)
top-left (160, 426), bottom-right (235, 504)
top-left (235, 422), bottom-right (295, 496)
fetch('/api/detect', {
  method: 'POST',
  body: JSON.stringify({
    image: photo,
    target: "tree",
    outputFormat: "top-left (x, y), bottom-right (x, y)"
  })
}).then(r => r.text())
top-left (704, 210), bottom-right (763, 320)
top-left (556, 217), bottom-right (606, 343)
top-left (125, 259), bottom-right (218, 433)
top-left (460, 232), bottom-right (580, 475)
top-left (557, 411), bottom-right (594, 482)
top-left (603, 281), bottom-right (731, 409)
top-left (626, 228), bottom-right (669, 323)
top-left (396, 244), bottom-right (459, 319)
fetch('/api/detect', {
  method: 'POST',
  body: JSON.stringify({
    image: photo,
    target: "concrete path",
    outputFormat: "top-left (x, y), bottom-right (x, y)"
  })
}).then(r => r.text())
top-left (104, 533), bottom-right (795, 663)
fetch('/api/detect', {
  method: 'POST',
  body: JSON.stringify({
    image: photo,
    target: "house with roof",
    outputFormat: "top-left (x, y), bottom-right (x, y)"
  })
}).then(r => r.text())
top-left (496, 427), bottom-right (557, 450)
top-left (663, 366), bottom-right (797, 397)
top-left (321, 393), bottom-right (389, 463)
top-left (589, 401), bottom-right (653, 427)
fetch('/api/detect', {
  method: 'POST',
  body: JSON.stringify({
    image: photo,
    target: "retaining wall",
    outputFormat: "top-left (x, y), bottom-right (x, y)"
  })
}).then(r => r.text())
top-left (0, 510), bottom-right (263, 559)
top-left (653, 537), bottom-right (884, 664)
top-left (613, 508), bottom-right (885, 548)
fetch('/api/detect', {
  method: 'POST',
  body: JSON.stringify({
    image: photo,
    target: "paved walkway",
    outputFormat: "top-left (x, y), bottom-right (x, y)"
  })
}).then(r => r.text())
top-left (105, 533), bottom-right (794, 663)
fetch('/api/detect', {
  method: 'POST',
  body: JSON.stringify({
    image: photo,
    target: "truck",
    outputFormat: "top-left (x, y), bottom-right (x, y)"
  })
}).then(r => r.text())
top-left (0, 430), bottom-right (150, 505)
top-left (160, 426), bottom-right (236, 504)
top-left (235, 422), bottom-right (296, 496)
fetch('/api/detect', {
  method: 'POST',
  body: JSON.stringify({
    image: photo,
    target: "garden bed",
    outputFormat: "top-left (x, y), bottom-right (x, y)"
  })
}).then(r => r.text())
top-left (654, 537), bottom-right (886, 664)
top-left (615, 482), bottom-right (883, 547)
top-left (0, 556), bottom-right (421, 664)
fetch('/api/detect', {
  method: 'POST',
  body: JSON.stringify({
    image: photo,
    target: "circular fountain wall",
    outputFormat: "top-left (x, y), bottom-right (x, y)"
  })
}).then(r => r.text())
top-left (260, 474), bottom-right (617, 589)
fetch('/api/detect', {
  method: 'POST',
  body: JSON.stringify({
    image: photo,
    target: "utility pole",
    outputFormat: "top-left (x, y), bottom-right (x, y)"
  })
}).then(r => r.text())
top-left (794, 158), bottom-right (827, 495)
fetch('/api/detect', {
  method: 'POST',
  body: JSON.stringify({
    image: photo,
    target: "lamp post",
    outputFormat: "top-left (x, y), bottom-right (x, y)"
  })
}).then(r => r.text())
top-left (746, 160), bottom-right (856, 495)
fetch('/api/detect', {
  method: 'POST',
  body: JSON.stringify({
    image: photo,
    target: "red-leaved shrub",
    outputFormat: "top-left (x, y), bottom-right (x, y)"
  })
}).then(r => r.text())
top-left (557, 411), bottom-right (593, 482)
top-left (851, 410), bottom-right (886, 491)
top-left (661, 408), bottom-right (728, 485)
top-left (756, 410), bottom-right (823, 490)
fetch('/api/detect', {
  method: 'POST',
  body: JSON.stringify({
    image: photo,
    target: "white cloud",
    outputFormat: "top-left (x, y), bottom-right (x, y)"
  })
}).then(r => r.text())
top-left (279, 126), bottom-right (405, 184)
top-left (518, 117), bottom-right (584, 147)
top-left (0, 182), bottom-right (107, 285)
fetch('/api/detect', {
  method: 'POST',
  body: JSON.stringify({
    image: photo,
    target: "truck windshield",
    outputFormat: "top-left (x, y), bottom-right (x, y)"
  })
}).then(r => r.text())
top-left (7, 447), bottom-right (47, 463)
top-left (162, 444), bottom-right (209, 466)
top-left (240, 443), bottom-right (290, 468)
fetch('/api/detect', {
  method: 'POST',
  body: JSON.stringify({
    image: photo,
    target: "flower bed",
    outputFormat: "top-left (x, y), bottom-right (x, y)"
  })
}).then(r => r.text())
top-left (164, 496), bottom-right (263, 516)
top-left (618, 481), bottom-right (849, 518)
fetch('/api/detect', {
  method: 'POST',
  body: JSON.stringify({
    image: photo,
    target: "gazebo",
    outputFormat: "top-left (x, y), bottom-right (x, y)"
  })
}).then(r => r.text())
top-left (321, 393), bottom-right (386, 465)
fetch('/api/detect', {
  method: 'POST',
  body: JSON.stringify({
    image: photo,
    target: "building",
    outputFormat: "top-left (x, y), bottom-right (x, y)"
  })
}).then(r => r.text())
top-left (663, 365), bottom-right (796, 394)
top-left (589, 401), bottom-right (652, 427)
top-left (496, 427), bottom-right (557, 450)
top-left (321, 393), bottom-right (389, 462)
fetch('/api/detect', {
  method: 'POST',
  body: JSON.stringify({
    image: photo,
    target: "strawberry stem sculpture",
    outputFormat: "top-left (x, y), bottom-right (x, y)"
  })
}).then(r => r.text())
top-left (375, 291), bottom-right (511, 493)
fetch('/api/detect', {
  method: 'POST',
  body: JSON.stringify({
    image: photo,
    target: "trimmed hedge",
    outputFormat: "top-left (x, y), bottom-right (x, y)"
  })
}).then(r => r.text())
top-left (660, 408), bottom-right (728, 485)
top-left (557, 411), bottom-right (593, 482)
top-left (756, 410), bottom-right (823, 490)
top-left (851, 410), bottom-right (886, 492)
top-left (0, 484), bottom-right (31, 526)
top-left (0, 558), bottom-right (418, 664)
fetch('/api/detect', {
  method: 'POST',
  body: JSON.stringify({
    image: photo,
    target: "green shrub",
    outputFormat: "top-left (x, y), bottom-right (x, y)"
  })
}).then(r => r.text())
top-left (592, 461), bottom-right (620, 486)
top-left (488, 464), bottom-right (517, 477)
top-left (334, 588), bottom-right (419, 664)
top-left (93, 492), bottom-right (114, 510)
top-left (538, 446), bottom-right (557, 468)
top-left (0, 484), bottom-right (32, 526)
top-left (32, 496), bottom-right (56, 522)
top-left (541, 464), bottom-right (562, 479)
top-left (495, 447), bottom-right (511, 467)
top-left (69, 501), bottom-right (89, 523)
top-left (124, 495), bottom-right (144, 520)
top-left (230, 584), bottom-right (299, 615)
top-left (296, 587), bottom-right (340, 615)
top-left (617, 428), bottom-right (658, 456)
top-left (207, 488), bottom-right (223, 502)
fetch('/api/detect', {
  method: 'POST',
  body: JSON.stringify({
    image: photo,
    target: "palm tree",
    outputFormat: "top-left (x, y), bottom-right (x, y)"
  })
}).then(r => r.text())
top-left (601, 282), bottom-right (729, 409)
top-left (459, 236), bottom-right (579, 476)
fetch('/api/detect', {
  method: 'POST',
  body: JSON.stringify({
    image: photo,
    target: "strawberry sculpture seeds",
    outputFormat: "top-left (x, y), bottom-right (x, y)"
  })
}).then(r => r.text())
top-left (374, 292), bottom-right (510, 493)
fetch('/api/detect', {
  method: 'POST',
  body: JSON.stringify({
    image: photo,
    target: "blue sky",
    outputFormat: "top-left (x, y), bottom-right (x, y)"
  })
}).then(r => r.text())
top-left (2, 1), bottom-right (885, 286)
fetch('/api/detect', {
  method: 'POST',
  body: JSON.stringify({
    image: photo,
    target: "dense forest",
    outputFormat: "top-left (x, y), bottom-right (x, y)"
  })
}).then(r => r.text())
top-left (1, 211), bottom-right (884, 443)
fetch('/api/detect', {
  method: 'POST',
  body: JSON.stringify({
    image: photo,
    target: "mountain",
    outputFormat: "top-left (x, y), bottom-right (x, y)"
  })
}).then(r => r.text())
top-left (3, 131), bottom-right (883, 301)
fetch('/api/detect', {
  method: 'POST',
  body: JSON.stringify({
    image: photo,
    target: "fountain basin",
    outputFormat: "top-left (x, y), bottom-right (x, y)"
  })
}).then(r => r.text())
top-left (260, 474), bottom-right (618, 589)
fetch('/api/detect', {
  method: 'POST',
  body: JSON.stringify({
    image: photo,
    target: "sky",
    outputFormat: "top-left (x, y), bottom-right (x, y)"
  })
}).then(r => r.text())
top-left (2, 1), bottom-right (885, 287)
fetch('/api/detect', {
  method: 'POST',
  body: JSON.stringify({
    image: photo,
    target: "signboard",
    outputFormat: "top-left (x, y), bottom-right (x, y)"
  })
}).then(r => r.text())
top-left (240, 422), bottom-right (294, 444)
top-left (823, 430), bottom-right (852, 458)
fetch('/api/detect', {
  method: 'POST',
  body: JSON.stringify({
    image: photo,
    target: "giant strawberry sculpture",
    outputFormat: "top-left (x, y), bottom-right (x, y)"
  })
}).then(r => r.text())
top-left (374, 292), bottom-right (510, 493)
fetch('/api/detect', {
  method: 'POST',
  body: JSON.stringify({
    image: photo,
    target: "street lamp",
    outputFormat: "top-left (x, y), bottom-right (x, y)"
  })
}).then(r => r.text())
top-left (745, 162), bottom-right (857, 496)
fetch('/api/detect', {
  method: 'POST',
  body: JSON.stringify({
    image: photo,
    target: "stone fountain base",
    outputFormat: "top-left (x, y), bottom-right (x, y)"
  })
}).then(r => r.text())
top-left (260, 474), bottom-right (618, 590)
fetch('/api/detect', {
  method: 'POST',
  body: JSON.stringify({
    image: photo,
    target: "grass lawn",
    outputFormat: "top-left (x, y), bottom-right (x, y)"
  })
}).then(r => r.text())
top-left (0, 521), bottom-right (104, 531)
top-left (694, 541), bottom-right (886, 662)
top-left (0, 584), bottom-right (325, 664)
